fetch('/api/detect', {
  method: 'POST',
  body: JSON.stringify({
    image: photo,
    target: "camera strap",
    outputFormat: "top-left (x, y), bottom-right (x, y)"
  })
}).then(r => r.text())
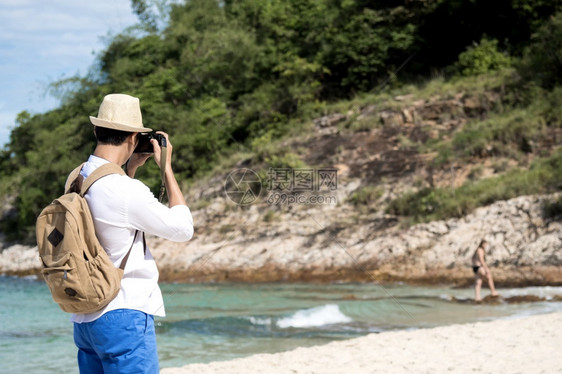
top-left (158, 140), bottom-right (167, 203)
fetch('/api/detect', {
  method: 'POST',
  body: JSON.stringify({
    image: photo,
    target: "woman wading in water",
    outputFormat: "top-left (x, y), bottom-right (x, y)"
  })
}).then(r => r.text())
top-left (472, 240), bottom-right (499, 302)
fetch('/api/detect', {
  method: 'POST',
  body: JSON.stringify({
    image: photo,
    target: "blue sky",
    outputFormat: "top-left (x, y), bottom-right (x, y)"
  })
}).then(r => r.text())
top-left (0, 0), bottom-right (139, 147)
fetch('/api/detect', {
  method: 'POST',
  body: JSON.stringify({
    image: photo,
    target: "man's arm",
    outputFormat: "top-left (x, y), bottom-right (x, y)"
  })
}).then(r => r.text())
top-left (126, 154), bottom-right (151, 179)
top-left (118, 178), bottom-right (193, 242)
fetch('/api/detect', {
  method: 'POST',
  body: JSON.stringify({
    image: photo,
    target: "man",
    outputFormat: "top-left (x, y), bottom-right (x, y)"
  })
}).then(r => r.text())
top-left (471, 239), bottom-right (499, 302)
top-left (71, 93), bottom-right (193, 373)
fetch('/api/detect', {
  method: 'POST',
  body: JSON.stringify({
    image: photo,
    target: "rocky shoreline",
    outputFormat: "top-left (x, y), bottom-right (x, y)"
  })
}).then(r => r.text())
top-left (153, 193), bottom-right (562, 286)
top-left (2, 193), bottom-right (560, 287)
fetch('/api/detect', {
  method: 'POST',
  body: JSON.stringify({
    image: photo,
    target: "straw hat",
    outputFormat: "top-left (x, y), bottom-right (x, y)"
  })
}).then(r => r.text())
top-left (89, 94), bottom-right (152, 132)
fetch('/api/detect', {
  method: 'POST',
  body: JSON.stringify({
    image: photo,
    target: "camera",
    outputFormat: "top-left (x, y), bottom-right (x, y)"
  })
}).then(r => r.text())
top-left (134, 132), bottom-right (166, 153)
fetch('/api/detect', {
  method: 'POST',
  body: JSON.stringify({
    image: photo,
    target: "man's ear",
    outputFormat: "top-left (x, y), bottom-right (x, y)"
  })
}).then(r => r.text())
top-left (129, 132), bottom-right (138, 145)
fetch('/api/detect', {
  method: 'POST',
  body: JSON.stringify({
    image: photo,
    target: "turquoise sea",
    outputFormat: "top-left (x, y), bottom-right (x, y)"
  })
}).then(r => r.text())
top-left (1, 275), bottom-right (561, 373)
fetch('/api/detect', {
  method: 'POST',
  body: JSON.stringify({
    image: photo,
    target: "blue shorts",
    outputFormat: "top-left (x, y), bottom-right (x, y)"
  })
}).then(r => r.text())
top-left (73, 309), bottom-right (159, 374)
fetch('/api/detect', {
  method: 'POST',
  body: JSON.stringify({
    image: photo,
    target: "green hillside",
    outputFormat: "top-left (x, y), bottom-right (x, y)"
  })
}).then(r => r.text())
top-left (1, 0), bottom-right (562, 243)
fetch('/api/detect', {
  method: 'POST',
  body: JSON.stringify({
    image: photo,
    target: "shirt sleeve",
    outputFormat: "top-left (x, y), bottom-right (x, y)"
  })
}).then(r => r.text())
top-left (125, 178), bottom-right (194, 242)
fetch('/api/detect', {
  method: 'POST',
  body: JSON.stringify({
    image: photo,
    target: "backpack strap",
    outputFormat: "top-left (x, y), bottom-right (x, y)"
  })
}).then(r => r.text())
top-left (118, 231), bottom-right (147, 270)
top-left (120, 230), bottom-right (138, 270)
top-left (65, 162), bottom-right (126, 195)
top-left (80, 163), bottom-right (126, 197)
top-left (65, 163), bottom-right (85, 194)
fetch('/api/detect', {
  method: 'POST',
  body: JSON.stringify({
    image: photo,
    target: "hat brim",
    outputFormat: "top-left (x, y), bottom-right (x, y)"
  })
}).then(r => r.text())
top-left (90, 116), bottom-right (152, 133)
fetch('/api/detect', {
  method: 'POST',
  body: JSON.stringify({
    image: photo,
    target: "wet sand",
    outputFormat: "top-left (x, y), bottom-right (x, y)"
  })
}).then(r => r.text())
top-left (161, 312), bottom-right (562, 374)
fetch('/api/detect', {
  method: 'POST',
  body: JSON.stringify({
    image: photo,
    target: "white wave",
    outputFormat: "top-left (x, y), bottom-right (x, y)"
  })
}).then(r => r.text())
top-left (499, 286), bottom-right (562, 298)
top-left (245, 316), bottom-right (272, 326)
top-left (276, 304), bottom-right (352, 329)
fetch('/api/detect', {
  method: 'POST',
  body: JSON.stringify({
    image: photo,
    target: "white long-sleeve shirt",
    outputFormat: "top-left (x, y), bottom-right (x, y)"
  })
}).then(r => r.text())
top-left (71, 155), bottom-right (193, 323)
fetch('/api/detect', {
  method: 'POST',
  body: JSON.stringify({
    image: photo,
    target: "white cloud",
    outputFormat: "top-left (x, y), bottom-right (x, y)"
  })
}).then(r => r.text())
top-left (0, 0), bottom-right (139, 147)
top-left (0, 1), bottom-right (135, 32)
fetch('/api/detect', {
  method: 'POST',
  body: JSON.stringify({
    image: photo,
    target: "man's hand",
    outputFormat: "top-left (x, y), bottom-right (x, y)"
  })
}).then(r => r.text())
top-left (151, 131), bottom-right (173, 172)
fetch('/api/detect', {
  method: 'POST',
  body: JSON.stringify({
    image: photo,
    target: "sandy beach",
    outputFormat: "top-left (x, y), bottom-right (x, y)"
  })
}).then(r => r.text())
top-left (161, 312), bottom-right (562, 374)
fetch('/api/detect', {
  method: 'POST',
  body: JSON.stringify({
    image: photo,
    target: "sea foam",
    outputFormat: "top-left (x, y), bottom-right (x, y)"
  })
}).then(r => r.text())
top-left (276, 304), bottom-right (352, 328)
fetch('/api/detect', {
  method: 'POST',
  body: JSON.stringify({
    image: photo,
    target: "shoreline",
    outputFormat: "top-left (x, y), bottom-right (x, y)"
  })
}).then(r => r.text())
top-left (160, 311), bottom-right (562, 374)
top-left (1, 244), bottom-right (560, 287)
top-left (3, 266), bottom-right (562, 288)
top-left (2, 262), bottom-right (562, 289)
top-left (156, 264), bottom-right (562, 287)
top-left (3, 267), bottom-right (561, 288)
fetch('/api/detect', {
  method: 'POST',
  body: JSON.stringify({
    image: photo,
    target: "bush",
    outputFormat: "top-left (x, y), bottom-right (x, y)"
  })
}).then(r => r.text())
top-left (456, 37), bottom-right (511, 76)
top-left (519, 11), bottom-right (562, 89)
top-left (265, 152), bottom-right (306, 170)
top-left (263, 209), bottom-right (277, 222)
top-left (542, 86), bottom-right (562, 127)
top-left (439, 110), bottom-right (544, 161)
top-left (347, 186), bottom-right (383, 208)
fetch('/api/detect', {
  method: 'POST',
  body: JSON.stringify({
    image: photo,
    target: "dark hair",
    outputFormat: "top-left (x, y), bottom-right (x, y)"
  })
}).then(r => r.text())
top-left (478, 239), bottom-right (488, 248)
top-left (94, 126), bottom-right (133, 145)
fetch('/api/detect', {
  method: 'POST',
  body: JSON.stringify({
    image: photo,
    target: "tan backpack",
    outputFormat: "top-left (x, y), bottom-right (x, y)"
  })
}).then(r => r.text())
top-left (36, 163), bottom-right (136, 314)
